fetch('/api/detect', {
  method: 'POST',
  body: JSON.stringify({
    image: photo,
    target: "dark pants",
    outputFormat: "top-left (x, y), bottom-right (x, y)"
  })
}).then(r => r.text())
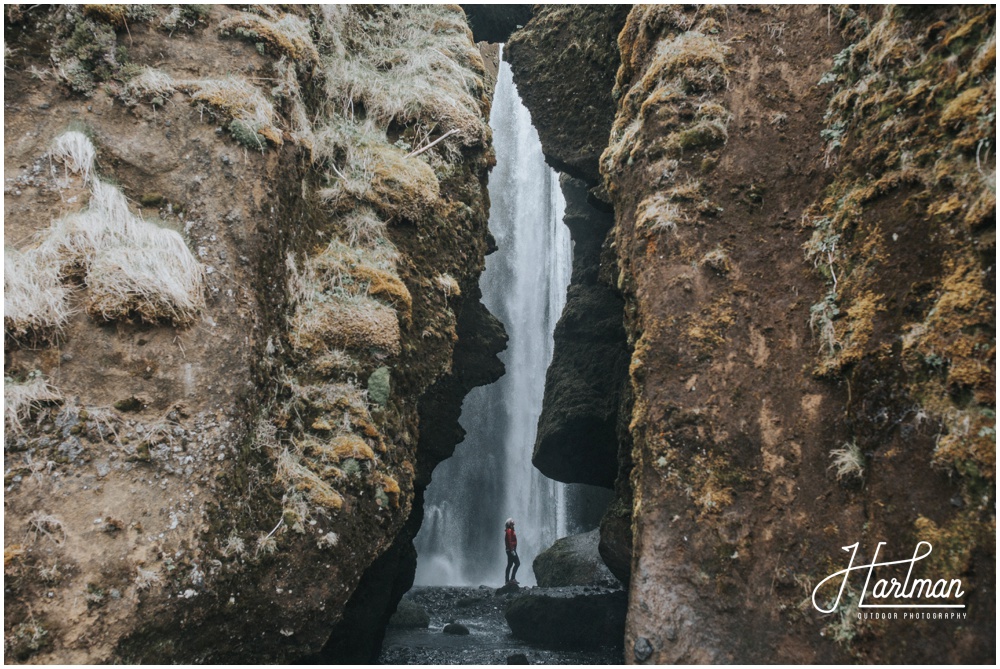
top-left (505, 550), bottom-right (520, 582)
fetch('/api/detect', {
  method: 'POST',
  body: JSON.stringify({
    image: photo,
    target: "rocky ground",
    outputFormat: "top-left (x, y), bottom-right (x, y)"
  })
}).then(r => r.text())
top-left (378, 586), bottom-right (623, 665)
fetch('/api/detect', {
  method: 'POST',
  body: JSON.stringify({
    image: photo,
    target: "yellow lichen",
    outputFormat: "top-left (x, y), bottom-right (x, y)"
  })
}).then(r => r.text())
top-left (330, 434), bottom-right (376, 462)
top-left (913, 513), bottom-right (989, 578)
top-left (82, 4), bottom-right (128, 26)
top-left (379, 473), bottom-right (401, 508)
top-left (686, 297), bottom-right (735, 358)
top-left (276, 449), bottom-right (344, 512)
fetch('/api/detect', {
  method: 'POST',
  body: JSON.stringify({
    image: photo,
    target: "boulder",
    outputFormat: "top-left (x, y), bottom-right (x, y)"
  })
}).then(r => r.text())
top-left (443, 622), bottom-right (470, 636)
top-left (495, 581), bottom-right (520, 595)
top-left (533, 529), bottom-right (619, 587)
top-left (504, 587), bottom-right (626, 649)
top-left (387, 599), bottom-right (430, 629)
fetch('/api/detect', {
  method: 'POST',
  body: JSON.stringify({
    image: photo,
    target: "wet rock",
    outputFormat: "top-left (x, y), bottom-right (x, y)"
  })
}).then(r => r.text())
top-left (495, 581), bottom-right (520, 595)
top-left (507, 652), bottom-right (529, 664)
top-left (504, 587), bottom-right (626, 649)
top-left (443, 622), bottom-right (470, 636)
top-left (533, 529), bottom-right (619, 587)
top-left (388, 599), bottom-right (430, 629)
top-left (598, 496), bottom-right (633, 585)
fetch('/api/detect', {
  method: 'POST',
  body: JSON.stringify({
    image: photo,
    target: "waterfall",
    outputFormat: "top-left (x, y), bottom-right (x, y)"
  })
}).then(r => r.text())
top-left (413, 51), bottom-right (572, 586)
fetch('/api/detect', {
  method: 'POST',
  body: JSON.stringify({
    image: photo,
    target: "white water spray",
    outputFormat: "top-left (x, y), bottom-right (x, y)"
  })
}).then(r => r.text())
top-left (414, 51), bottom-right (572, 586)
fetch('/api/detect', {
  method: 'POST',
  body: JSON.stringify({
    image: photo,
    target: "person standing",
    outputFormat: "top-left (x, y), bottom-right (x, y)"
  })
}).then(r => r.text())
top-left (504, 518), bottom-right (520, 584)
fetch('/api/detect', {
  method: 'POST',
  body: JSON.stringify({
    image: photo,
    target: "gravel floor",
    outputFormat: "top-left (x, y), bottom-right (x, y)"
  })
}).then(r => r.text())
top-left (378, 586), bottom-right (623, 665)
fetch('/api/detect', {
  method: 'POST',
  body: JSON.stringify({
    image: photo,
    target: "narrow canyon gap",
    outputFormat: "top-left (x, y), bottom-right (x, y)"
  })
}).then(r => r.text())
top-left (415, 51), bottom-right (602, 587)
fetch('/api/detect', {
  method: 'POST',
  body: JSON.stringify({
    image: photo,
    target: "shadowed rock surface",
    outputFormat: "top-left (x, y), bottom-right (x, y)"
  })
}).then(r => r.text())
top-left (532, 176), bottom-right (628, 488)
top-left (504, 587), bottom-right (626, 649)
top-left (461, 5), bottom-right (533, 44)
top-left (389, 600), bottom-right (430, 629)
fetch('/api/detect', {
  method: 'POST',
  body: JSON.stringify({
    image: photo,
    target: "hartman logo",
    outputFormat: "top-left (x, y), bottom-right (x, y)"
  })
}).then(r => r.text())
top-left (812, 541), bottom-right (967, 619)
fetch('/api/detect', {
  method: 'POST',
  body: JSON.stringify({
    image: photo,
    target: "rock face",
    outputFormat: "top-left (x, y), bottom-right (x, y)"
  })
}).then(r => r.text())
top-left (505, 5), bottom-right (631, 185)
top-left (504, 587), bottom-right (626, 649)
top-left (532, 529), bottom-right (619, 587)
top-left (3, 5), bottom-right (503, 663)
top-left (461, 5), bottom-right (533, 44)
top-left (532, 177), bottom-right (629, 489)
top-left (509, 3), bottom-right (995, 664)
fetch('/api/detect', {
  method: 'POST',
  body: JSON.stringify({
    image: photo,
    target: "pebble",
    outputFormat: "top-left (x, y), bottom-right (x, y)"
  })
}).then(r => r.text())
top-left (633, 637), bottom-right (653, 662)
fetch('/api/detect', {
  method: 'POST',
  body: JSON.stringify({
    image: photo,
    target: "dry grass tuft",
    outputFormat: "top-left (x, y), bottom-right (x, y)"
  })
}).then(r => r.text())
top-left (26, 511), bottom-right (65, 544)
top-left (219, 12), bottom-right (319, 65)
top-left (290, 293), bottom-right (401, 355)
top-left (17, 132), bottom-right (204, 327)
top-left (50, 130), bottom-right (96, 183)
top-left (319, 5), bottom-right (487, 146)
top-left (5, 374), bottom-right (62, 435)
top-left (181, 76), bottom-right (276, 130)
top-left (287, 238), bottom-right (406, 355)
top-left (316, 120), bottom-right (441, 221)
top-left (4, 247), bottom-right (73, 345)
top-left (276, 448), bottom-right (345, 511)
top-left (635, 193), bottom-right (685, 234)
top-left (435, 273), bottom-right (461, 298)
top-left (829, 441), bottom-right (865, 481)
top-left (121, 66), bottom-right (176, 100)
top-left (52, 178), bottom-right (205, 325)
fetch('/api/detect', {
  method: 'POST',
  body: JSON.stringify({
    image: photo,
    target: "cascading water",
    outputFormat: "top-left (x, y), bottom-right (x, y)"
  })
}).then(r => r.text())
top-left (413, 51), bottom-right (572, 586)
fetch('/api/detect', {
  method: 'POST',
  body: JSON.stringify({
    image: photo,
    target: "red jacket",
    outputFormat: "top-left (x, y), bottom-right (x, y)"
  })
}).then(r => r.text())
top-left (505, 528), bottom-right (517, 552)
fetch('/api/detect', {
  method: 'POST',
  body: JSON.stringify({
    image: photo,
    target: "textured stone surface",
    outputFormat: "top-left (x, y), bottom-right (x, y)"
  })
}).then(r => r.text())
top-left (504, 587), bottom-right (626, 649)
top-left (3, 5), bottom-right (502, 663)
top-left (510, 3), bottom-right (995, 663)
top-left (505, 5), bottom-right (630, 185)
top-left (532, 177), bottom-right (628, 488)
top-left (461, 5), bottom-right (533, 43)
top-left (532, 529), bottom-right (619, 588)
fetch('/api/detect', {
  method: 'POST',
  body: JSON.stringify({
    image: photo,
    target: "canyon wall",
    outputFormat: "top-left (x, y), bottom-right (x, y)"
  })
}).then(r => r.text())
top-left (4, 5), bottom-right (503, 662)
top-left (509, 4), bottom-right (995, 663)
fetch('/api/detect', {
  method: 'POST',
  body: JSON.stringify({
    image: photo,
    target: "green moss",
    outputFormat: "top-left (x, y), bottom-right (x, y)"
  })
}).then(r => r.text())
top-left (367, 366), bottom-right (391, 406)
top-left (8, 621), bottom-right (49, 661)
top-left (228, 119), bottom-right (266, 151)
top-left (341, 458), bottom-right (361, 476)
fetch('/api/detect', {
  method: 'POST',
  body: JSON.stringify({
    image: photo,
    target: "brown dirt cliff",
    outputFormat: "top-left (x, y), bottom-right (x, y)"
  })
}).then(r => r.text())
top-left (508, 4), bottom-right (995, 663)
top-left (4, 5), bottom-right (502, 663)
